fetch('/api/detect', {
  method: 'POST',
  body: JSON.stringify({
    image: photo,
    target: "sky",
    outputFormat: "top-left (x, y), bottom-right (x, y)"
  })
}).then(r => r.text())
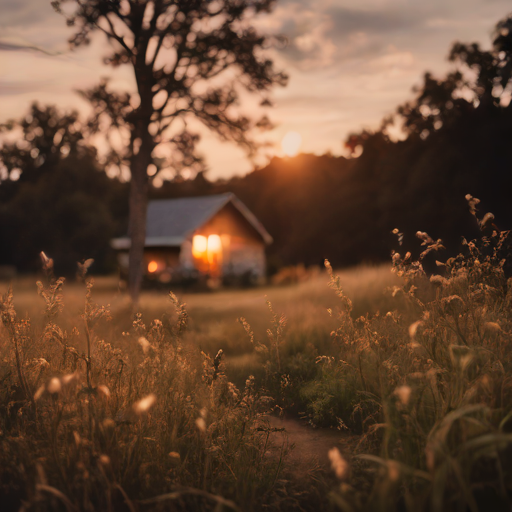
top-left (1, 0), bottom-right (512, 180)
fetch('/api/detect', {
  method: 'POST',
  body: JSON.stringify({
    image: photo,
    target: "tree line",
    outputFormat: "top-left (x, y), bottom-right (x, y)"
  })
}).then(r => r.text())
top-left (2, 14), bottom-right (512, 277)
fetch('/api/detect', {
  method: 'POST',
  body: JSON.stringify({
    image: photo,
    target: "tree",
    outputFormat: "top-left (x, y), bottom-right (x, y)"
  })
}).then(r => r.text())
top-left (52, 0), bottom-right (287, 304)
top-left (0, 103), bottom-right (128, 273)
top-left (0, 102), bottom-right (85, 197)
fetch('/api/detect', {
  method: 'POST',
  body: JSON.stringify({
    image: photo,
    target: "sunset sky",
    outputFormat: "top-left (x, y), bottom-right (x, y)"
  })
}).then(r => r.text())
top-left (1, 0), bottom-right (511, 180)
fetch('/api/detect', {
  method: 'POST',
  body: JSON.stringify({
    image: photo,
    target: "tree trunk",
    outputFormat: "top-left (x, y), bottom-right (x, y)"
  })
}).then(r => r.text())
top-left (128, 127), bottom-right (151, 307)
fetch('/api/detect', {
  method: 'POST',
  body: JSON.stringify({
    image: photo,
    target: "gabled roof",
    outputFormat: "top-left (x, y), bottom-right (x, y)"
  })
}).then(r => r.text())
top-left (111, 193), bottom-right (272, 249)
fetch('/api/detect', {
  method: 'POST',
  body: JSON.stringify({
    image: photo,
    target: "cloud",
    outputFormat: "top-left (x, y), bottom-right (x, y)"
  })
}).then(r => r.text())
top-left (0, 80), bottom-right (55, 96)
top-left (0, 39), bottom-right (60, 55)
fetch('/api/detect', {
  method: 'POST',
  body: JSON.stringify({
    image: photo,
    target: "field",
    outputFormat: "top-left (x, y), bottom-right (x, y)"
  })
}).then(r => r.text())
top-left (3, 237), bottom-right (512, 512)
top-left (3, 264), bottom-right (399, 392)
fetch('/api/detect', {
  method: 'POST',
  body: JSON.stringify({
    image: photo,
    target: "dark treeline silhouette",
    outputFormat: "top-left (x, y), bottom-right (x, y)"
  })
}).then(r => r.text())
top-left (153, 16), bottom-right (512, 271)
top-left (2, 15), bottom-right (512, 275)
top-left (0, 103), bottom-right (128, 275)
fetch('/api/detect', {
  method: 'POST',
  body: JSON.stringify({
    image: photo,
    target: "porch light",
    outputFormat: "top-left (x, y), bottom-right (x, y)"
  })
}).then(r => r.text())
top-left (148, 261), bottom-right (158, 273)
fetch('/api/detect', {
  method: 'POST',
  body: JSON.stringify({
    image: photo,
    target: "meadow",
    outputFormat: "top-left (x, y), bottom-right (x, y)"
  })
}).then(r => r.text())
top-left (2, 227), bottom-right (512, 511)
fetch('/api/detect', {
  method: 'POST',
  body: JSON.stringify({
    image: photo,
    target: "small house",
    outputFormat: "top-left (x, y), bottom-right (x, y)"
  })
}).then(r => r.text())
top-left (111, 193), bottom-right (272, 284)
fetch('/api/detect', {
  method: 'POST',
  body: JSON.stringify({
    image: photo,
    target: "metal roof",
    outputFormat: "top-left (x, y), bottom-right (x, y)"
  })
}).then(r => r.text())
top-left (111, 193), bottom-right (272, 249)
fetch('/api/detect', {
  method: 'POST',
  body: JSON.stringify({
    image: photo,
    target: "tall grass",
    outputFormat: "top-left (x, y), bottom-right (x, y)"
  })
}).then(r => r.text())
top-left (2, 198), bottom-right (511, 511)
top-left (323, 215), bottom-right (512, 511)
top-left (0, 261), bottom-right (288, 511)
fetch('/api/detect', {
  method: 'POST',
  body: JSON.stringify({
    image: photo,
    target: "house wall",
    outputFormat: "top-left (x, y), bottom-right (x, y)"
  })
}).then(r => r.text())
top-left (143, 247), bottom-right (181, 273)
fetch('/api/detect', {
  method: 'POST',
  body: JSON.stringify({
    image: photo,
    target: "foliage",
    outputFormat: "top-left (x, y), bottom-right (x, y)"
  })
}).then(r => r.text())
top-left (0, 103), bottom-right (128, 274)
top-left (321, 204), bottom-right (512, 511)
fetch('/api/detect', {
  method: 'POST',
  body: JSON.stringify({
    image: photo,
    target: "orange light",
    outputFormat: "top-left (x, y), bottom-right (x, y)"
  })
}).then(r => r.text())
top-left (207, 234), bottom-right (221, 253)
top-left (148, 261), bottom-right (158, 273)
top-left (192, 235), bottom-right (208, 258)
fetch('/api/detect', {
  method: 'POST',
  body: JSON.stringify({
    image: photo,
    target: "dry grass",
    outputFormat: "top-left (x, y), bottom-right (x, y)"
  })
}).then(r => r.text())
top-left (0, 264), bottom-right (398, 511)
top-left (4, 232), bottom-right (512, 512)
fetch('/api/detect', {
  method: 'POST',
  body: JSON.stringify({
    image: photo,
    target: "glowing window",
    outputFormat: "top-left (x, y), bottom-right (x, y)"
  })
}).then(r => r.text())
top-left (148, 261), bottom-right (158, 273)
top-left (192, 235), bottom-right (208, 258)
top-left (207, 234), bottom-right (221, 253)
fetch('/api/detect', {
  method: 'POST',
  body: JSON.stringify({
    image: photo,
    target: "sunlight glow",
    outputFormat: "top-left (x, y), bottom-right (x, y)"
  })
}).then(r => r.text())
top-left (281, 131), bottom-right (302, 157)
top-left (148, 261), bottom-right (158, 273)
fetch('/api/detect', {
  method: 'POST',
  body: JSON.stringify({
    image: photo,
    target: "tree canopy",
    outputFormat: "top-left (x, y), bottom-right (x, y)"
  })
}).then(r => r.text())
top-left (0, 103), bottom-right (128, 275)
top-left (53, 0), bottom-right (287, 303)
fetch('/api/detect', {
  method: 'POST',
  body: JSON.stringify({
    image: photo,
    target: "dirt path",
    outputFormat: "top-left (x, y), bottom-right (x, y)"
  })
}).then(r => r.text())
top-left (266, 415), bottom-right (358, 478)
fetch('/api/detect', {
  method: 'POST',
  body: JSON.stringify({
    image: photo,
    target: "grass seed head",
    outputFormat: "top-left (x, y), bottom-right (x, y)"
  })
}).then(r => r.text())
top-left (47, 377), bottom-right (62, 394)
top-left (168, 452), bottom-right (181, 466)
top-left (34, 385), bottom-right (45, 401)
top-left (196, 417), bottom-right (207, 432)
top-left (97, 385), bottom-right (111, 399)
top-left (132, 393), bottom-right (157, 415)
top-left (138, 336), bottom-right (151, 354)
top-left (387, 460), bottom-right (400, 482)
top-left (394, 386), bottom-right (412, 406)
top-left (328, 447), bottom-right (349, 480)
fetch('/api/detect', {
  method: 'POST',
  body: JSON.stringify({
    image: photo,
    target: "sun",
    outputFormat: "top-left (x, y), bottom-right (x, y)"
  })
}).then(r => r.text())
top-left (281, 131), bottom-right (302, 157)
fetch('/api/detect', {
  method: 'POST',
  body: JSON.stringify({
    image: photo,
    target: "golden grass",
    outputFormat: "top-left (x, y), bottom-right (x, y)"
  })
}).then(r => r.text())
top-left (4, 240), bottom-right (512, 512)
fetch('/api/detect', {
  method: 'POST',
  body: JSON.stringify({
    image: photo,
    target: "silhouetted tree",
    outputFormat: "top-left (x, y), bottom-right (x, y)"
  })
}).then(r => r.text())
top-left (53, 0), bottom-right (287, 304)
top-left (0, 102), bottom-right (85, 198)
top-left (0, 104), bottom-right (128, 273)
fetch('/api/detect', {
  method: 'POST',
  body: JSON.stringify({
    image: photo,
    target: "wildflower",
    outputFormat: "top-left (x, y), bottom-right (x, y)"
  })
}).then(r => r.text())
top-left (394, 386), bottom-right (412, 406)
top-left (328, 447), bottom-right (349, 480)
top-left (132, 393), bottom-right (156, 415)
top-left (47, 377), bottom-right (62, 394)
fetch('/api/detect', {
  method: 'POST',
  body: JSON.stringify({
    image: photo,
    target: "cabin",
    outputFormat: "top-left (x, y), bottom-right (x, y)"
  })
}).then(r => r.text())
top-left (111, 193), bottom-right (272, 285)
